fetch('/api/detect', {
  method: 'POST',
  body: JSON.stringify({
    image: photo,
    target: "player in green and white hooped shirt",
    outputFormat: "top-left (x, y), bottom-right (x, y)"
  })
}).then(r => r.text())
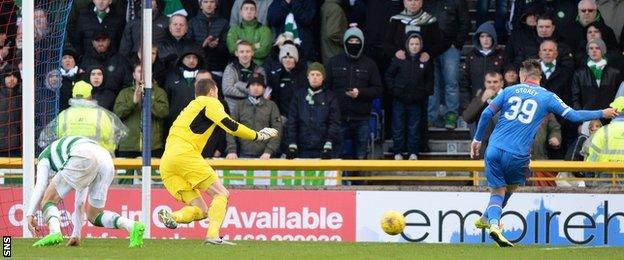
top-left (26, 136), bottom-right (145, 248)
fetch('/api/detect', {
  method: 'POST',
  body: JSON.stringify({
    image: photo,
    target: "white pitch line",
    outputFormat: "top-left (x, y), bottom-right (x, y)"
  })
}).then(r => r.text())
top-left (540, 245), bottom-right (611, 251)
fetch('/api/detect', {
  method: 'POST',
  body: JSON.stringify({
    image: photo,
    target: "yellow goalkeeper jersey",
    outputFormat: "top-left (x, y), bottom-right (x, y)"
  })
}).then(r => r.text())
top-left (166, 96), bottom-right (257, 153)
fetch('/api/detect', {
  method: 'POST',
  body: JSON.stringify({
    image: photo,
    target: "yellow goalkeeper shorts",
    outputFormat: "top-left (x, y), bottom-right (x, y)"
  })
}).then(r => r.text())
top-left (160, 149), bottom-right (218, 203)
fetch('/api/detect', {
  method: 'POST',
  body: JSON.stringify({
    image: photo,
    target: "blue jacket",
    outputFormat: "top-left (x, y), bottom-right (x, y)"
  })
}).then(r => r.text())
top-left (286, 86), bottom-right (341, 152)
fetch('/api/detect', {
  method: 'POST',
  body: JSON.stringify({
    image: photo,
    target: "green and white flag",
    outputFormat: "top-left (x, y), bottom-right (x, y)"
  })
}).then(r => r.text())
top-left (284, 13), bottom-right (301, 45)
top-left (164, 0), bottom-right (187, 17)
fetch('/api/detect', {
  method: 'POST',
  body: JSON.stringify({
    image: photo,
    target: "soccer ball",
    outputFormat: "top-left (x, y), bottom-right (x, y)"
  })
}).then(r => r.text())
top-left (380, 210), bottom-right (406, 236)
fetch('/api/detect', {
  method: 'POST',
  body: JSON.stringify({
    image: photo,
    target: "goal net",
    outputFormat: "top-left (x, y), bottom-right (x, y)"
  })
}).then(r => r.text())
top-left (0, 0), bottom-right (74, 238)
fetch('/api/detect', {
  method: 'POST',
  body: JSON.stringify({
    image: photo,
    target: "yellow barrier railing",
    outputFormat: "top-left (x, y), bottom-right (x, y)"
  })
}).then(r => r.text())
top-left (1, 158), bottom-right (622, 186)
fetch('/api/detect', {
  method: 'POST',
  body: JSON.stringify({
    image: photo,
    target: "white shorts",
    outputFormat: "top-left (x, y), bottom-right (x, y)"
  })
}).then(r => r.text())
top-left (53, 143), bottom-right (115, 208)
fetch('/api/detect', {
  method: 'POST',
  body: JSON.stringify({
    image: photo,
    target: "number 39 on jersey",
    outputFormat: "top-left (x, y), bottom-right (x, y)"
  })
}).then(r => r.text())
top-left (504, 97), bottom-right (538, 124)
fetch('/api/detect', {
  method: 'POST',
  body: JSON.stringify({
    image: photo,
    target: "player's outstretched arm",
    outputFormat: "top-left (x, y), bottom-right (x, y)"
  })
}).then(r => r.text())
top-left (561, 107), bottom-right (618, 122)
top-left (26, 161), bottom-right (52, 236)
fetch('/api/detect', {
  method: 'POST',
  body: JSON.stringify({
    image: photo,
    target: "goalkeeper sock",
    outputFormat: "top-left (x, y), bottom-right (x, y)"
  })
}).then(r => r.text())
top-left (206, 195), bottom-right (228, 239)
top-left (172, 206), bottom-right (205, 223)
top-left (482, 192), bottom-right (513, 219)
top-left (486, 194), bottom-right (504, 226)
top-left (93, 211), bottom-right (134, 232)
top-left (502, 192), bottom-right (513, 208)
top-left (42, 202), bottom-right (61, 233)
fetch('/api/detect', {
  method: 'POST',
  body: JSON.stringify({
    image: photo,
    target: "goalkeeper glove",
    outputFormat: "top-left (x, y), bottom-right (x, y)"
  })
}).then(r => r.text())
top-left (256, 127), bottom-right (278, 141)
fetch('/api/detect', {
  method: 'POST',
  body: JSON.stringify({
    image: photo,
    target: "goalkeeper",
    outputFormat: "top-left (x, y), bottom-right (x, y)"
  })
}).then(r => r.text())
top-left (158, 79), bottom-right (278, 245)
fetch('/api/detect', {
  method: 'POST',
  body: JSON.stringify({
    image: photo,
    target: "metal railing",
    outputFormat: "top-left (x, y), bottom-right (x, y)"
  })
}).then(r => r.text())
top-left (1, 158), bottom-right (622, 186)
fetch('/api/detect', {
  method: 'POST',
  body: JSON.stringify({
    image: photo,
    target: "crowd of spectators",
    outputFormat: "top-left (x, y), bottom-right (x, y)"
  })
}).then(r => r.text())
top-left (0, 0), bottom-right (623, 175)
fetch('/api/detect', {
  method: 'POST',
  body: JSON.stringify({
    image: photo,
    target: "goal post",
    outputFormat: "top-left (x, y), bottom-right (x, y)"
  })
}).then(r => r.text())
top-left (21, 0), bottom-right (34, 238)
top-left (141, 0), bottom-right (153, 239)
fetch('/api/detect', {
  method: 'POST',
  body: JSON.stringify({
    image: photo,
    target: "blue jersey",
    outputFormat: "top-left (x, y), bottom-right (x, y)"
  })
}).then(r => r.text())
top-left (474, 82), bottom-right (604, 156)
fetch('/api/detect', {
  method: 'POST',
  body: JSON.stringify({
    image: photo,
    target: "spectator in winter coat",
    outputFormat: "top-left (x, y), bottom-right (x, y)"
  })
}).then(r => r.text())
top-left (539, 40), bottom-right (577, 159)
top-left (384, 0), bottom-right (447, 61)
top-left (188, 0), bottom-right (230, 77)
top-left (226, 0), bottom-right (273, 65)
top-left (113, 63), bottom-right (169, 158)
top-left (460, 23), bottom-right (504, 111)
top-left (267, 43), bottom-right (308, 118)
top-left (0, 69), bottom-right (21, 157)
top-left (504, 2), bottom-right (539, 68)
top-left (567, 0), bottom-right (619, 52)
top-left (118, 0), bottom-right (169, 57)
top-left (539, 40), bottom-right (574, 104)
top-left (157, 14), bottom-right (201, 70)
top-left (80, 29), bottom-right (132, 95)
top-left (385, 32), bottom-right (433, 160)
top-left (320, 0), bottom-right (348, 64)
top-left (222, 41), bottom-right (266, 112)
top-left (267, 0), bottom-right (317, 62)
top-left (461, 72), bottom-right (503, 158)
top-left (84, 66), bottom-right (117, 111)
top-left (226, 73), bottom-right (282, 159)
top-left (574, 22), bottom-right (624, 72)
top-left (286, 62), bottom-right (341, 159)
top-left (58, 47), bottom-right (84, 111)
top-left (509, 14), bottom-right (575, 70)
top-left (572, 38), bottom-right (623, 111)
top-left (72, 1), bottom-right (126, 56)
top-left (326, 27), bottom-right (382, 159)
top-left (229, 0), bottom-right (273, 26)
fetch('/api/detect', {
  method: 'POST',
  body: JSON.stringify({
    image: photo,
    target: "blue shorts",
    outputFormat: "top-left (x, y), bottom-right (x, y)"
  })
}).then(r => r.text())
top-left (484, 146), bottom-right (530, 188)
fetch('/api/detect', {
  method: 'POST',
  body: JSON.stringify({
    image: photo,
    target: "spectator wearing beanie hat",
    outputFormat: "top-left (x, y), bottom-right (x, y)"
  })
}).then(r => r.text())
top-left (572, 38), bottom-right (623, 111)
top-left (59, 47), bottom-right (84, 111)
top-left (226, 72), bottom-right (282, 159)
top-left (326, 26), bottom-right (382, 160)
top-left (285, 62), bottom-right (341, 159)
top-left (268, 43), bottom-right (307, 118)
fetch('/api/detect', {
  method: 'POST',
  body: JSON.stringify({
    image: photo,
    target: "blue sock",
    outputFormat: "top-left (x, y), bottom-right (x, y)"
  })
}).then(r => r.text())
top-left (486, 194), bottom-right (504, 226)
top-left (484, 192), bottom-right (513, 219)
top-left (502, 192), bottom-right (513, 208)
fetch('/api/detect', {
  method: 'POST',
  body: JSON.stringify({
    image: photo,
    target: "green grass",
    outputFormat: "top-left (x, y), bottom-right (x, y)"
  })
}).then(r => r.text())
top-left (11, 239), bottom-right (624, 259)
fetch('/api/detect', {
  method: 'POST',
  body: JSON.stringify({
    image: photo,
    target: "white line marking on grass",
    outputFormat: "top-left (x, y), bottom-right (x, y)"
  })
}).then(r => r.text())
top-left (540, 245), bottom-right (611, 251)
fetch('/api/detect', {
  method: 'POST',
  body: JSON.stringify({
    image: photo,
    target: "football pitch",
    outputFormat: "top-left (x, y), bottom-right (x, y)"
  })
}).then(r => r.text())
top-left (10, 239), bottom-right (624, 259)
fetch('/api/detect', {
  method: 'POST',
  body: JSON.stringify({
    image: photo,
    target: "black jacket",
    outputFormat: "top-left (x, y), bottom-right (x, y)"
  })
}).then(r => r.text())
top-left (90, 86), bottom-right (117, 111)
top-left (163, 48), bottom-right (206, 128)
top-left (504, 23), bottom-right (534, 67)
top-left (0, 84), bottom-right (21, 153)
top-left (423, 0), bottom-right (471, 49)
top-left (510, 31), bottom-right (575, 69)
top-left (541, 63), bottom-right (574, 104)
top-left (118, 11), bottom-right (169, 57)
top-left (325, 53), bottom-right (382, 121)
top-left (188, 12), bottom-right (230, 72)
top-left (157, 33), bottom-right (202, 71)
top-left (81, 49), bottom-right (132, 95)
top-left (286, 87), bottom-right (341, 153)
top-left (267, 0), bottom-right (317, 61)
top-left (383, 11), bottom-right (448, 59)
top-left (567, 19), bottom-right (619, 54)
top-left (571, 64), bottom-right (622, 110)
top-left (267, 63), bottom-right (308, 118)
top-left (510, 0), bottom-right (577, 47)
top-left (72, 6), bottom-right (125, 55)
top-left (58, 70), bottom-right (82, 111)
top-left (385, 55), bottom-right (433, 104)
